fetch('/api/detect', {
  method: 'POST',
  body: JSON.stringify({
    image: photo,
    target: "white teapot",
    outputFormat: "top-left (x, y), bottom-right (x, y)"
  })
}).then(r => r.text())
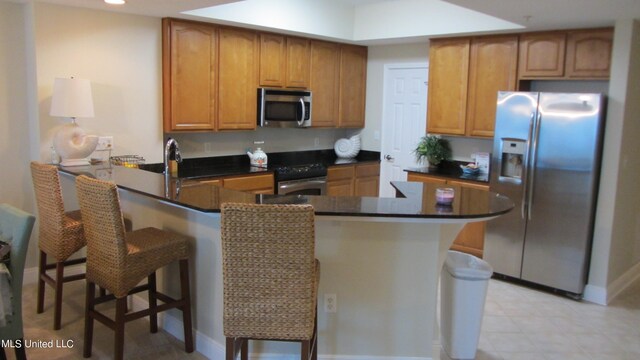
top-left (247, 147), bottom-right (268, 167)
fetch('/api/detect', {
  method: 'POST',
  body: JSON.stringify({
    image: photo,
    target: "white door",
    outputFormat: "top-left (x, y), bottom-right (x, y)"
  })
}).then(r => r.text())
top-left (379, 64), bottom-right (428, 197)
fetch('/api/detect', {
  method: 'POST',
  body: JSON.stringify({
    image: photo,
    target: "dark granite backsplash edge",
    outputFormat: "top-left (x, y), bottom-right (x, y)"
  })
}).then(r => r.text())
top-left (165, 149), bottom-right (380, 169)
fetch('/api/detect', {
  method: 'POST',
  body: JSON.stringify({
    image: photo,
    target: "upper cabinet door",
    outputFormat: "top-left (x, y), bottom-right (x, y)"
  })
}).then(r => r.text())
top-left (427, 38), bottom-right (470, 135)
top-left (259, 34), bottom-right (286, 87)
top-left (218, 27), bottom-right (259, 130)
top-left (338, 45), bottom-right (367, 128)
top-left (164, 19), bottom-right (217, 132)
top-left (466, 35), bottom-right (518, 137)
top-left (285, 37), bottom-right (310, 88)
top-left (565, 28), bottom-right (613, 78)
top-left (309, 40), bottom-right (340, 128)
top-left (518, 32), bottom-right (566, 78)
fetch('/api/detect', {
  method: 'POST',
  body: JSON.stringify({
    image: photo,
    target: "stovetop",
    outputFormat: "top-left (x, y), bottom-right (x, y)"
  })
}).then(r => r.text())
top-left (273, 163), bottom-right (327, 182)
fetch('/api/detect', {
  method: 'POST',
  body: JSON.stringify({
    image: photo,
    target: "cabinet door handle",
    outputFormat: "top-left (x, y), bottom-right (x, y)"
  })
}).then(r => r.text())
top-left (384, 155), bottom-right (394, 161)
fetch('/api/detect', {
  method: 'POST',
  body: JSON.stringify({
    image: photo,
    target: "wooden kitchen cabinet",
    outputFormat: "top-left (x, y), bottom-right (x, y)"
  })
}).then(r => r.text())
top-left (180, 173), bottom-right (274, 195)
top-left (327, 165), bottom-right (355, 196)
top-left (519, 28), bottom-right (613, 79)
top-left (163, 20), bottom-right (257, 132)
top-left (176, 179), bottom-right (222, 209)
top-left (310, 40), bottom-right (340, 127)
top-left (466, 35), bottom-right (518, 137)
top-left (518, 32), bottom-right (566, 78)
top-left (427, 38), bottom-right (470, 136)
top-left (565, 28), bottom-right (613, 78)
top-left (449, 179), bottom-right (488, 258)
top-left (407, 172), bottom-right (488, 257)
top-left (217, 27), bottom-right (259, 130)
top-left (259, 34), bottom-right (286, 87)
top-left (259, 34), bottom-right (310, 88)
top-left (354, 163), bottom-right (380, 197)
top-left (163, 19), bottom-right (217, 132)
top-left (338, 45), bottom-right (368, 128)
top-left (327, 163), bottom-right (380, 196)
top-left (222, 173), bottom-right (274, 194)
top-left (427, 36), bottom-right (516, 138)
top-left (163, 18), bottom-right (367, 131)
top-left (406, 173), bottom-right (447, 184)
top-left (285, 37), bottom-right (311, 88)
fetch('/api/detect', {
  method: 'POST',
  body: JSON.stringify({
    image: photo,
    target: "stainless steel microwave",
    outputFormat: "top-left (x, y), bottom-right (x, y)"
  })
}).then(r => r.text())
top-left (257, 88), bottom-right (312, 128)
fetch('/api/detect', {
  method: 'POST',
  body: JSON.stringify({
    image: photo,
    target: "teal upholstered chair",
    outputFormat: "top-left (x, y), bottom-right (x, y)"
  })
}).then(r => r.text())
top-left (0, 204), bottom-right (36, 360)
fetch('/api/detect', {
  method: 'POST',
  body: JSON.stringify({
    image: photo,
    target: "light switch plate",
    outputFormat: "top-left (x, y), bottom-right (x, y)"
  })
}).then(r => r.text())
top-left (96, 136), bottom-right (113, 151)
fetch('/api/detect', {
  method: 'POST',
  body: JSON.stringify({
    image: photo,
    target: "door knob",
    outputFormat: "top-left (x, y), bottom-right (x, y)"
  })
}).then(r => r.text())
top-left (385, 155), bottom-right (394, 161)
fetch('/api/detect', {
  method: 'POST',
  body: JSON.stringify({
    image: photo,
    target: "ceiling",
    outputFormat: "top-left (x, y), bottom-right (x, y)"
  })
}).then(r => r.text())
top-left (16, 0), bottom-right (640, 44)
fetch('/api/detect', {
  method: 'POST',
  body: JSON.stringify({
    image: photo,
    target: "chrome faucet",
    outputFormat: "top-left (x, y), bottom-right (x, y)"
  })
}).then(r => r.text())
top-left (164, 137), bottom-right (182, 175)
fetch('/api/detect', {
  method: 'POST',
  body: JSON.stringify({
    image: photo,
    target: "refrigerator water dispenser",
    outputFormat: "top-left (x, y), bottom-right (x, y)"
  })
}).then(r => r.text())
top-left (500, 139), bottom-right (525, 181)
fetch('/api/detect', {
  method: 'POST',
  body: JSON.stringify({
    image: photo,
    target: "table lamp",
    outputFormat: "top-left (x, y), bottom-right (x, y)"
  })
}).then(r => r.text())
top-left (50, 77), bottom-right (99, 166)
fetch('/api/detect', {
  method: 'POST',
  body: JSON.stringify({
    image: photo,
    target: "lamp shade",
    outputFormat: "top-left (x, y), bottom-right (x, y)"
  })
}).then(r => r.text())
top-left (50, 77), bottom-right (95, 118)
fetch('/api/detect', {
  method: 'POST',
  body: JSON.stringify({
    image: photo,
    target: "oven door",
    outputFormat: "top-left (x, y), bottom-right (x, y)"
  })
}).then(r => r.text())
top-left (277, 177), bottom-right (326, 196)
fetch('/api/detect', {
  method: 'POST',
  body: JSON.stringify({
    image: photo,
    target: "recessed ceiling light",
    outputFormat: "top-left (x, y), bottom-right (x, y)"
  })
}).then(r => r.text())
top-left (105, 0), bottom-right (126, 5)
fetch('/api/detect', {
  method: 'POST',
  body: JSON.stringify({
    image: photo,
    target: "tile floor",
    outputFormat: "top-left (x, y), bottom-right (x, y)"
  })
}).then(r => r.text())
top-left (5, 277), bottom-right (640, 359)
top-left (437, 278), bottom-right (640, 360)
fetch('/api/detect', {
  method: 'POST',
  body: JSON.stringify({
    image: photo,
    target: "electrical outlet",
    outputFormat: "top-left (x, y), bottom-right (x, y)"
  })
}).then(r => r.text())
top-left (314, 137), bottom-right (320, 146)
top-left (96, 136), bottom-right (113, 151)
top-left (204, 142), bottom-right (213, 153)
top-left (324, 293), bottom-right (337, 313)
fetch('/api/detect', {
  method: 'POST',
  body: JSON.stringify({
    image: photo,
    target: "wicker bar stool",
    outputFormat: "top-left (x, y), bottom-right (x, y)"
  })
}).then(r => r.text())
top-left (30, 161), bottom-right (87, 330)
top-left (75, 175), bottom-right (194, 360)
top-left (220, 203), bottom-right (319, 360)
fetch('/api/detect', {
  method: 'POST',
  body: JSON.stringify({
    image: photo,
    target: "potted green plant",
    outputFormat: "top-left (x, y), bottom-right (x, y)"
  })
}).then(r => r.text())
top-left (414, 135), bottom-right (452, 168)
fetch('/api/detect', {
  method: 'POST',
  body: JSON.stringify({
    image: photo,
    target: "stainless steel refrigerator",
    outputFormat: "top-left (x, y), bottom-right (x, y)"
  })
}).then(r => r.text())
top-left (485, 91), bottom-right (605, 296)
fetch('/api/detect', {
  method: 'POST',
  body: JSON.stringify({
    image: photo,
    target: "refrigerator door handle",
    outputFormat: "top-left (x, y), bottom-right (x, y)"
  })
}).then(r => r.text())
top-left (521, 112), bottom-right (535, 219)
top-left (528, 112), bottom-right (542, 220)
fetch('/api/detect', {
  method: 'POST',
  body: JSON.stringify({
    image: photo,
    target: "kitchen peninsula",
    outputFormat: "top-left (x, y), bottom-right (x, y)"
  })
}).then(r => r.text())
top-left (58, 165), bottom-right (512, 360)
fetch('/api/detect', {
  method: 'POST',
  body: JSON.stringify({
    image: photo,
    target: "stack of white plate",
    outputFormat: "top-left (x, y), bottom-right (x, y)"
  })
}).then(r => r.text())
top-left (334, 135), bottom-right (361, 158)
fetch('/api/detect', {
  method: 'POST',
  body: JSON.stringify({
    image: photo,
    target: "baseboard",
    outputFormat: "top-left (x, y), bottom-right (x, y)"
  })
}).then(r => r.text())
top-left (131, 294), bottom-right (433, 360)
top-left (584, 261), bottom-right (640, 305)
top-left (583, 284), bottom-right (607, 305)
top-left (23, 264), bottom-right (438, 360)
top-left (605, 261), bottom-right (640, 304)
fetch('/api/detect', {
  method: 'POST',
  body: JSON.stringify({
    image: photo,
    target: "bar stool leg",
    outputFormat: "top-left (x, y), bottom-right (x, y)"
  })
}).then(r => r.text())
top-left (14, 340), bottom-right (26, 360)
top-left (148, 272), bottom-right (158, 333)
top-left (241, 339), bottom-right (248, 360)
top-left (301, 340), bottom-right (310, 360)
top-left (114, 297), bottom-right (127, 360)
top-left (83, 281), bottom-right (95, 358)
top-left (54, 262), bottom-right (64, 330)
top-left (225, 338), bottom-right (234, 360)
top-left (179, 259), bottom-right (194, 353)
top-left (36, 251), bottom-right (47, 314)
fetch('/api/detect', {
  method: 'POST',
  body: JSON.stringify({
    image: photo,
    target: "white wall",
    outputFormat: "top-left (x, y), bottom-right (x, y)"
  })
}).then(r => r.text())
top-left (363, 43), bottom-right (429, 152)
top-left (587, 19), bottom-right (640, 302)
top-left (353, 0), bottom-right (522, 41)
top-left (0, 1), bottom-right (31, 209)
top-left (34, 2), bottom-right (164, 163)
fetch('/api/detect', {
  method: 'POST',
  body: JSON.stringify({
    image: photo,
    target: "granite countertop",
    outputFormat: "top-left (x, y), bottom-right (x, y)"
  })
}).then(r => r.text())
top-left (140, 149), bottom-right (381, 180)
top-left (59, 165), bottom-right (513, 219)
top-left (405, 160), bottom-right (489, 183)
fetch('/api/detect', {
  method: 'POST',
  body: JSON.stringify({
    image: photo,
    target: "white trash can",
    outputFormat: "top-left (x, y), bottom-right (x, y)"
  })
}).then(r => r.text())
top-left (440, 250), bottom-right (493, 360)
